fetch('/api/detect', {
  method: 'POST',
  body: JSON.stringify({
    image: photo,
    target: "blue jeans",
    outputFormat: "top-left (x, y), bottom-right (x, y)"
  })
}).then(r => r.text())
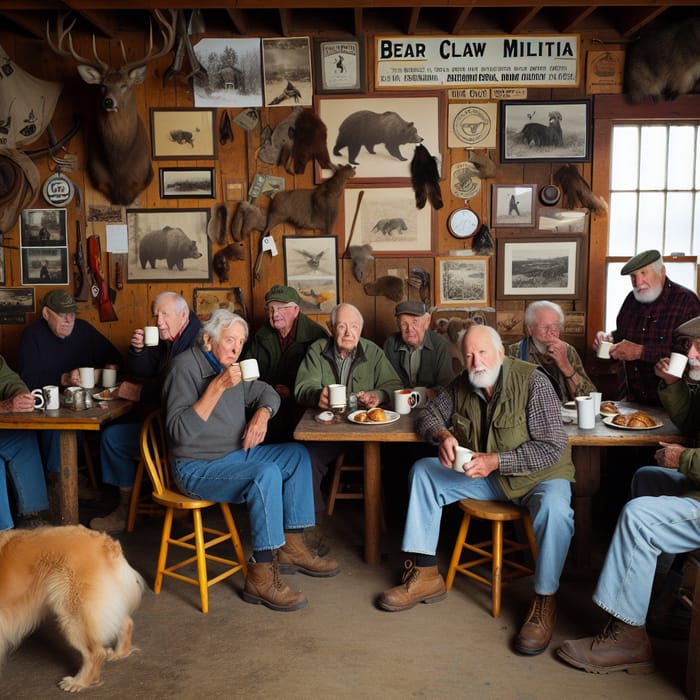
top-left (402, 457), bottom-right (574, 595)
top-left (593, 466), bottom-right (700, 626)
top-left (173, 442), bottom-right (315, 552)
top-left (39, 430), bottom-right (84, 474)
top-left (100, 422), bottom-right (141, 487)
top-left (0, 430), bottom-right (49, 529)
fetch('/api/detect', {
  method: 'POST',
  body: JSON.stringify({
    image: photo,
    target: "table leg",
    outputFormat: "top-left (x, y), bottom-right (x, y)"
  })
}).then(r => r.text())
top-left (363, 441), bottom-right (381, 565)
top-left (58, 430), bottom-right (79, 525)
top-left (570, 445), bottom-right (601, 571)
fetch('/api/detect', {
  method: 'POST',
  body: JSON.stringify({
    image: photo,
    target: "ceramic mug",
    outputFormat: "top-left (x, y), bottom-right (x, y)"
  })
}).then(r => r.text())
top-left (597, 340), bottom-right (613, 359)
top-left (328, 383), bottom-right (347, 409)
top-left (102, 367), bottom-right (118, 388)
top-left (240, 358), bottom-right (260, 382)
top-left (393, 389), bottom-right (419, 415)
top-left (31, 388), bottom-right (45, 410)
top-left (79, 366), bottom-right (95, 389)
top-left (144, 326), bottom-right (159, 347)
top-left (452, 446), bottom-right (473, 472)
top-left (43, 384), bottom-right (60, 410)
top-left (667, 352), bottom-right (688, 378)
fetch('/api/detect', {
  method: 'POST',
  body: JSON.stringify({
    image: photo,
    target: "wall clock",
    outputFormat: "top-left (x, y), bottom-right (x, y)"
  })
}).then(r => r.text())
top-left (447, 206), bottom-right (480, 239)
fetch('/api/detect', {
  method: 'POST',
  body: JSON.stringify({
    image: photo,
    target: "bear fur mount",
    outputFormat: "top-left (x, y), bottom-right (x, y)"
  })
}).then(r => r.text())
top-left (410, 144), bottom-right (443, 210)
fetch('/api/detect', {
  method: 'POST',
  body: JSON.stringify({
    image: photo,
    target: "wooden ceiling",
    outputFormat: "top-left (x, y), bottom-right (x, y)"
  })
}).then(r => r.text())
top-left (1, 1), bottom-right (699, 42)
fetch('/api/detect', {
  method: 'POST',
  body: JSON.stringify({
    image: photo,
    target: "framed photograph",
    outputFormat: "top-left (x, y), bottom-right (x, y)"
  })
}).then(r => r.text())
top-left (150, 109), bottom-right (216, 160)
top-left (343, 187), bottom-right (434, 255)
top-left (125, 209), bottom-right (211, 283)
top-left (193, 288), bottom-right (246, 322)
top-left (159, 168), bottom-right (216, 199)
top-left (20, 208), bottom-right (67, 247)
top-left (262, 37), bottom-right (313, 107)
top-left (500, 100), bottom-right (591, 163)
top-left (224, 178), bottom-right (247, 202)
top-left (537, 208), bottom-right (588, 233)
top-left (0, 248), bottom-right (4, 286)
top-left (491, 184), bottom-right (536, 228)
top-left (436, 256), bottom-right (490, 308)
top-left (0, 287), bottom-right (34, 323)
top-left (283, 235), bottom-right (338, 314)
top-left (497, 235), bottom-right (584, 300)
top-left (313, 37), bottom-right (366, 94)
top-left (316, 94), bottom-right (442, 183)
top-left (21, 247), bottom-right (68, 286)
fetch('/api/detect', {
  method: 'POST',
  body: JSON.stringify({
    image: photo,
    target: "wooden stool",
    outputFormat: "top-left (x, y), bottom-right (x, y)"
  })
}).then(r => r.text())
top-left (445, 499), bottom-right (538, 618)
top-left (326, 452), bottom-right (364, 516)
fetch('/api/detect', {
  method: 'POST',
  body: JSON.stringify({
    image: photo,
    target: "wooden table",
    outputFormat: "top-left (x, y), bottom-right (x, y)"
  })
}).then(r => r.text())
top-left (0, 400), bottom-right (133, 525)
top-left (294, 409), bottom-right (422, 565)
top-left (564, 402), bottom-right (685, 569)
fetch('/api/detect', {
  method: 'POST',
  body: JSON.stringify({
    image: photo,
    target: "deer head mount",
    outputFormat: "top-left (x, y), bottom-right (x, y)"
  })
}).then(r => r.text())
top-left (46, 10), bottom-right (176, 206)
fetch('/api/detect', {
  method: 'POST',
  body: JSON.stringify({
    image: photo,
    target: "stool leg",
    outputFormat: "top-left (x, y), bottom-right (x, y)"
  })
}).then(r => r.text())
top-left (446, 513), bottom-right (471, 590)
top-left (326, 453), bottom-right (345, 516)
top-left (492, 520), bottom-right (504, 618)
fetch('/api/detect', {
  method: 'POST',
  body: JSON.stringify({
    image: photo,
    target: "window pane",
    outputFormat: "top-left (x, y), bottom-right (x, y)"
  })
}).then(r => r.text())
top-left (696, 130), bottom-right (700, 190)
top-left (608, 192), bottom-right (637, 255)
top-left (693, 193), bottom-right (700, 256)
top-left (665, 192), bottom-right (693, 254)
top-left (639, 126), bottom-right (667, 190)
top-left (667, 126), bottom-right (695, 190)
top-left (637, 192), bottom-right (664, 251)
top-left (611, 126), bottom-right (638, 190)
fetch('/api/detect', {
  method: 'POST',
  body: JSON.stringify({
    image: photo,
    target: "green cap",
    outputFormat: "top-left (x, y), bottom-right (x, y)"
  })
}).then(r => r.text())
top-left (264, 284), bottom-right (300, 305)
top-left (395, 301), bottom-right (428, 317)
top-left (620, 249), bottom-right (661, 276)
top-left (44, 290), bottom-right (78, 313)
top-left (675, 315), bottom-right (700, 339)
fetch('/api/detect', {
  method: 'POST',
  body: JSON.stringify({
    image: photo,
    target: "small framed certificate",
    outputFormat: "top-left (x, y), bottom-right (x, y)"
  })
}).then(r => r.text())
top-left (313, 37), bottom-right (366, 94)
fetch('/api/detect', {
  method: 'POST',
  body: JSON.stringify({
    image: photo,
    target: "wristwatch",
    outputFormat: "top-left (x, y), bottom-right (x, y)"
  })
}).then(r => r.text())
top-left (261, 405), bottom-right (274, 416)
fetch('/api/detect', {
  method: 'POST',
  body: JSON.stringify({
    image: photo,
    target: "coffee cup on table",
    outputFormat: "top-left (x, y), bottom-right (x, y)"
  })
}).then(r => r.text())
top-left (31, 388), bottom-right (45, 410)
top-left (412, 386), bottom-right (428, 406)
top-left (393, 388), bottom-right (414, 415)
top-left (328, 383), bottom-right (347, 409)
top-left (43, 385), bottom-right (60, 410)
top-left (452, 446), bottom-right (473, 472)
top-left (102, 367), bottom-right (118, 388)
top-left (589, 391), bottom-right (602, 415)
top-left (79, 367), bottom-right (95, 389)
top-left (597, 341), bottom-right (613, 359)
top-left (143, 326), bottom-right (159, 347)
top-left (239, 358), bottom-right (260, 382)
top-left (576, 396), bottom-right (595, 429)
top-left (667, 352), bottom-right (688, 378)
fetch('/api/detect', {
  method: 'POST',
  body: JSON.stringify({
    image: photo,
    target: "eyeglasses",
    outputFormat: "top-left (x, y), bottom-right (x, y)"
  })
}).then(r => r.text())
top-left (267, 302), bottom-right (297, 314)
top-left (535, 323), bottom-right (562, 332)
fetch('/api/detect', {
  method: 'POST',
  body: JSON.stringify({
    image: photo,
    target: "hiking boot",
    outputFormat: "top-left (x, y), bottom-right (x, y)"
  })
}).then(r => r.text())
top-left (514, 594), bottom-right (557, 655)
top-left (241, 557), bottom-right (308, 612)
top-left (378, 560), bottom-right (447, 612)
top-left (278, 532), bottom-right (339, 577)
top-left (303, 526), bottom-right (331, 557)
top-left (89, 487), bottom-right (132, 533)
top-left (557, 616), bottom-right (654, 674)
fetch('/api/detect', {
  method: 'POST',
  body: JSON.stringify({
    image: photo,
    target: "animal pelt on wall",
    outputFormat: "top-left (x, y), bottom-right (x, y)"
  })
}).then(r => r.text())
top-left (231, 201), bottom-right (267, 242)
top-left (263, 164), bottom-right (355, 235)
top-left (212, 242), bottom-right (246, 283)
top-left (624, 18), bottom-right (700, 102)
top-left (553, 165), bottom-right (608, 215)
top-left (277, 108), bottom-right (334, 175)
top-left (349, 244), bottom-right (374, 282)
top-left (363, 275), bottom-right (404, 302)
top-left (257, 106), bottom-right (303, 165)
top-left (410, 144), bottom-right (443, 210)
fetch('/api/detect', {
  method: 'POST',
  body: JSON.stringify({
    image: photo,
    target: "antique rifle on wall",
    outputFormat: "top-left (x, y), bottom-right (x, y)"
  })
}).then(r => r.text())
top-left (87, 234), bottom-right (117, 322)
top-left (73, 220), bottom-right (90, 302)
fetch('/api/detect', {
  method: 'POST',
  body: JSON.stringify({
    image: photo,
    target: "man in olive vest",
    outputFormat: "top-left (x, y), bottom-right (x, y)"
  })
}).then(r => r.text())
top-left (378, 324), bottom-right (575, 656)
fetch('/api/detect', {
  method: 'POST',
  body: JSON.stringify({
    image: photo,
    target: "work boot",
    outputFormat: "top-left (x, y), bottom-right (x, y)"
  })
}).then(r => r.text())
top-left (278, 532), bottom-right (340, 577)
top-left (89, 487), bottom-right (132, 533)
top-left (241, 556), bottom-right (308, 612)
top-left (557, 616), bottom-right (655, 674)
top-left (377, 560), bottom-right (447, 612)
top-left (514, 594), bottom-right (557, 655)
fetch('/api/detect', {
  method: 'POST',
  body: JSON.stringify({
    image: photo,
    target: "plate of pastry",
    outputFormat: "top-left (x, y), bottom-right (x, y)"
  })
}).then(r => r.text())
top-left (92, 386), bottom-right (120, 401)
top-left (602, 411), bottom-right (662, 430)
top-left (599, 401), bottom-right (620, 416)
top-left (348, 408), bottom-right (400, 425)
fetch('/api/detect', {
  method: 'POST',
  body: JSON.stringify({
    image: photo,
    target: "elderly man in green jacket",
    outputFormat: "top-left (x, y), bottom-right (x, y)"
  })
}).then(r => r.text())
top-left (558, 314), bottom-right (700, 675)
top-left (295, 302), bottom-right (402, 510)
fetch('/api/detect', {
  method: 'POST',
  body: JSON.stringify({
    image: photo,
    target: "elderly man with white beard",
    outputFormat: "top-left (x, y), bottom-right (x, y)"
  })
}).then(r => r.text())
top-left (594, 250), bottom-right (700, 405)
top-left (557, 315), bottom-right (700, 675)
top-left (378, 325), bottom-right (575, 657)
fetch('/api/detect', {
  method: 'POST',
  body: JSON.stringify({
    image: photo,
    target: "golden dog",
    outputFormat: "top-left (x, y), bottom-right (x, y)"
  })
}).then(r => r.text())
top-left (0, 525), bottom-right (144, 692)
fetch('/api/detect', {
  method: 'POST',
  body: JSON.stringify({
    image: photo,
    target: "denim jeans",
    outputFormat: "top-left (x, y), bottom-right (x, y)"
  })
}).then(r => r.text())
top-left (38, 429), bottom-right (84, 474)
top-left (100, 422), bottom-right (140, 487)
top-left (402, 457), bottom-right (574, 595)
top-left (593, 466), bottom-right (700, 626)
top-left (173, 442), bottom-right (315, 552)
top-left (0, 430), bottom-right (49, 529)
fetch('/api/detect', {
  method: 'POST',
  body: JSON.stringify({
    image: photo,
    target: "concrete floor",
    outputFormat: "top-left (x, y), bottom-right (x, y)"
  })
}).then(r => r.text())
top-left (1, 491), bottom-right (689, 699)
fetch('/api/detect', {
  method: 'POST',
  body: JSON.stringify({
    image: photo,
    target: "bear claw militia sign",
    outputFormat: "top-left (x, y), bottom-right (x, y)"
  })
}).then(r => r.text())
top-left (376, 35), bottom-right (579, 89)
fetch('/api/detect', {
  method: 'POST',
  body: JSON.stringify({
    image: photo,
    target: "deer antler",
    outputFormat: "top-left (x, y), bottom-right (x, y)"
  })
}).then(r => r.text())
top-left (46, 14), bottom-right (109, 72)
top-left (122, 9), bottom-right (176, 73)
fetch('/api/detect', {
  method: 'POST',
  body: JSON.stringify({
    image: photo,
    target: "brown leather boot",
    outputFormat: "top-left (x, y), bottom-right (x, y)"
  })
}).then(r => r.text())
top-left (241, 557), bottom-right (308, 612)
top-left (378, 560), bottom-right (447, 612)
top-left (557, 617), bottom-right (655, 674)
top-left (514, 594), bottom-right (557, 655)
top-left (278, 532), bottom-right (340, 577)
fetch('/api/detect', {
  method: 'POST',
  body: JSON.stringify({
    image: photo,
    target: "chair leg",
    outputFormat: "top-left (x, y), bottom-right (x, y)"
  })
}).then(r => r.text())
top-left (326, 453), bottom-right (345, 516)
top-left (82, 439), bottom-right (98, 489)
top-left (154, 507), bottom-right (174, 595)
top-left (192, 508), bottom-right (209, 614)
top-left (446, 513), bottom-right (471, 590)
top-left (220, 503), bottom-right (248, 578)
top-left (126, 459), bottom-right (144, 533)
top-left (492, 521), bottom-right (504, 618)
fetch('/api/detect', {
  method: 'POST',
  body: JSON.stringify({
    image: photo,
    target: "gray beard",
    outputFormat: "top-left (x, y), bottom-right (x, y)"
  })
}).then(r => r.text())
top-left (632, 284), bottom-right (663, 303)
top-left (469, 363), bottom-right (501, 389)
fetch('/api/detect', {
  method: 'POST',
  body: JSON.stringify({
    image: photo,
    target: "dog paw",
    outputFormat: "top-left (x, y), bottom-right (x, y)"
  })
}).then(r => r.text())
top-left (58, 675), bottom-right (89, 692)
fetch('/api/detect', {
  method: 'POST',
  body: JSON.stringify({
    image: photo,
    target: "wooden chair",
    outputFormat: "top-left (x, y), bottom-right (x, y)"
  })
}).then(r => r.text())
top-left (140, 409), bottom-right (247, 613)
top-left (445, 499), bottom-right (538, 618)
top-left (126, 454), bottom-right (163, 532)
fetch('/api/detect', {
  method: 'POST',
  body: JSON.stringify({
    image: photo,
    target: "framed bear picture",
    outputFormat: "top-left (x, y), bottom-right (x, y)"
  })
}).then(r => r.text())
top-left (315, 93), bottom-right (443, 184)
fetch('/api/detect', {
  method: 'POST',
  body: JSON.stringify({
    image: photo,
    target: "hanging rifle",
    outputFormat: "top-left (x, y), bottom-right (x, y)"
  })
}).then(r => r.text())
top-left (73, 220), bottom-right (90, 302)
top-left (87, 235), bottom-right (118, 322)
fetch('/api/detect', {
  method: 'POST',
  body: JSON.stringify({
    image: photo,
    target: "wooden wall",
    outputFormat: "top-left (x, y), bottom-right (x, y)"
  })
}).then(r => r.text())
top-left (0, 28), bottom-right (620, 368)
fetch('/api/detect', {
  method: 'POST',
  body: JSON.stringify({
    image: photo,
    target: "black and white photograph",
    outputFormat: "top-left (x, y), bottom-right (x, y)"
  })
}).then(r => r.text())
top-left (500, 100), bottom-right (591, 163)
top-left (159, 168), bottom-right (216, 199)
top-left (313, 37), bottom-right (366, 94)
top-left (20, 208), bottom-right (67, 247)
top-left (317, 94), bottom-right (442, 183)
top-left (150, 109), bottom-right (216, 160)
top-left (343, 187), bottom-right (433, 254)
top-left (497, 236), bottom-right (583, 299)
top-left (21, 247), bottom-right (68, 286)
top-left (126, 209), bottom-right (211, 283)
top-left (192, 38), bottom-right (263, 108)
top-left (492, 184), bottom-right (536, 228)
top-left (436, 256), bottom-right (490, 308)
top-left (262, 37), bottom-right (313, 107)
top-left (0, 287), bottom-right (35, 313)
top-left (537, 208), bottom-right (588, 233)
top-left (193, 288), bottom-right (245, 322)
top-left (283, 235), bottom-right (338, 314)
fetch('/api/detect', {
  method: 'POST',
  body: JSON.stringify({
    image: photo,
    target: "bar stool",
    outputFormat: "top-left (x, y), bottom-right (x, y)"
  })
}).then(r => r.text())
top-left (445, 498), bottom-right (538, 618)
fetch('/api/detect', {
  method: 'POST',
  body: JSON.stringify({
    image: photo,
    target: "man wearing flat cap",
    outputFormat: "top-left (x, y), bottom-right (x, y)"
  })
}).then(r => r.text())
top-left (558, 315), bottom-right (700, 674)
top-left (18, 290), bottom-right (122, 474)
top-left (594, 249), bottom-right (700, 405)
top-left (383, 301), bottom-right (455, 401)
top-left (243, 284), bottom-right (327, 442)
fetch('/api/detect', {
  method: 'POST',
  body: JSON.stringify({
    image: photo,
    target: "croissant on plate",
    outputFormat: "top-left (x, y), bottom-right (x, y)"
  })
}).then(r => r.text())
top-left (354, 411), bottom-right (369, 422)
top-left (612, 413), bottom-right (628, 426)
top-left (600, 401), bottom-right (618, 415)
top-left (368, 407), bottom-right (387, 422)
top-left (627, 411), bottom-right (656, 428)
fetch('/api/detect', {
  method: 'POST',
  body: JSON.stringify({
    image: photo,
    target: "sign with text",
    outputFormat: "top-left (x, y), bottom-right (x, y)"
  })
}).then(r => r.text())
top-left (376, 35), bottom-right (579, 89)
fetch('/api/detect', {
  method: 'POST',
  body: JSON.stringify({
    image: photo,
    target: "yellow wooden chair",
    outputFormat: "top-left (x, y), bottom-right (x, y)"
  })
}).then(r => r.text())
top-left (445, 499), bottom-right (538, 618)
top-left (126, 453), bottom-right (163, 532)
top-left (140, 409), bottom-right (247, 613)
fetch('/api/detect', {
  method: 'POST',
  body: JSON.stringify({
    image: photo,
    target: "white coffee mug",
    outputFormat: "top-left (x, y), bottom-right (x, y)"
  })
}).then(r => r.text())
top-left (589, 391), bottom-right (602, 415)
top-left (667, 352), bottom-right (688, 378)
top-left (576, 395), bottom-right (595, 429)
top-left (240, 358), bottom-right (260, 382)
top-left (144, 326), bottom-right (159, 347)
top-left (31, 388), bottom-right (45, 410)
top-left (43, 384), bottom-right (60, 410)
top-left (412, 386), bottom-right (428, 406)
top-left (393, 389), bottom-right (414, 415)
top-left (93, 368), bottom-right (102, 386)
top-left (597, 340), bottom-right (613, 359)
top-left (102, 367), bottom-right (118, 388)
top-left (453, 445), bottom-right (473, 472)
top-left (79, 367), bottom-right (95, 389)
top-left (328, 383), bottom-right (346, 408)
